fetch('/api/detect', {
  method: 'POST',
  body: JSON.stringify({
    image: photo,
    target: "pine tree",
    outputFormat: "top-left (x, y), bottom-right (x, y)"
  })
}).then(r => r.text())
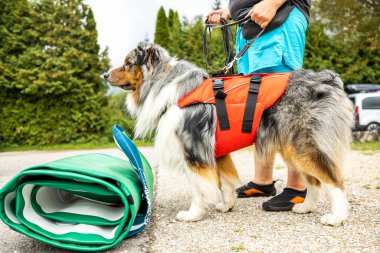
top-left (0, 0), bottom-right (37, 145)
top-left (182, 16), bottom-right (206, 68)
top-left (154, 7), bottom-right (170, 49)
top-left (167, 10), bottom-right (183, 57)
top-left (168, 9), bottom-right (175, 28)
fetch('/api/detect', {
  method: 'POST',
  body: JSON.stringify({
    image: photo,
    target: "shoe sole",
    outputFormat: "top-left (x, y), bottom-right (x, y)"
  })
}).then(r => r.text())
top-left (262, 204), bottom-right (294, 212)
top-left (237, 192), bottom-right (276, 198)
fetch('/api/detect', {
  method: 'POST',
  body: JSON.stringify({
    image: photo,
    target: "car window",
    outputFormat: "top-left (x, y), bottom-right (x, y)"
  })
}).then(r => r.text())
top-left (362, 96), bottom-right (380, 109)
top-left (349, 97), bottom-right (355, 105)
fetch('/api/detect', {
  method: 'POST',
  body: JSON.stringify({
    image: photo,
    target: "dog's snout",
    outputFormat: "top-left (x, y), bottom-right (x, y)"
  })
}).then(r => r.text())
top-left (103, 73), bottom-right (110, 79)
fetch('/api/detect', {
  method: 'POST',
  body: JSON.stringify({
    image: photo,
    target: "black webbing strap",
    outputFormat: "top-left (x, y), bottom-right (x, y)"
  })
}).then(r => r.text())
top-left (242, 75), bottom-right (262, 133)
top-left (213, 78), bottom-right (230, 131)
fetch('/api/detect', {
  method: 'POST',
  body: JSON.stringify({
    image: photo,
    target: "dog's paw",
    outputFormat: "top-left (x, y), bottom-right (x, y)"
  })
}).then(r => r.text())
top-left (215, 202), bottom-right (233, 213)
top-left (176, 210), bottom-right (204, 222)
top-left (292, 203), bottom-right (315, 214)
top-left (320, 213), bottom-right (346, 226)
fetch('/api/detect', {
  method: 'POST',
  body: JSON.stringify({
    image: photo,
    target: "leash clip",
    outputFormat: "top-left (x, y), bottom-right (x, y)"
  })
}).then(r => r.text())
top-left (222, 52), bottom-right (244, 74)
top-left (234, 55), bottom-right (241, 62)
top-left (222, 59), bottom-right (236, 74)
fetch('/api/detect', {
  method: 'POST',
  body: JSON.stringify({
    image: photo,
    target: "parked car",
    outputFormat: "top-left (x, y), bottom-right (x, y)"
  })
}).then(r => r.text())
top-left (348, 92), bottom-right (380, 135)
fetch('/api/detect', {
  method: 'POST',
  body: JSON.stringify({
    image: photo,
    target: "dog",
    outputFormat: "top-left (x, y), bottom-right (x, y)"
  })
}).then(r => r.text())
top-left (104, 42), bottom-right (354, 226)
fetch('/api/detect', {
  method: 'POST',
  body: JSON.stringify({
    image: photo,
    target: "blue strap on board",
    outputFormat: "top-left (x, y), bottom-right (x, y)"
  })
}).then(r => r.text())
top-left (112, 125), bottom-right (152, 237)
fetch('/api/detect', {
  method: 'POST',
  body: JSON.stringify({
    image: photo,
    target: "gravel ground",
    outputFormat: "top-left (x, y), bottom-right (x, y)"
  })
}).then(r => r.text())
top-left (0, 147), bottom-right (379, 253)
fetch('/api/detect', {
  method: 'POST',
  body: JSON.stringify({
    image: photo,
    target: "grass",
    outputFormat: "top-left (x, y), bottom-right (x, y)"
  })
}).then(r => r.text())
top-left (1, 140), bottom-right (379, 153)
top-left (0, 140), bottom-right (153, 152)
top-left (351, 141), bottom-right (380, 151)
top-left (231, 245), bottom-right (246, 252)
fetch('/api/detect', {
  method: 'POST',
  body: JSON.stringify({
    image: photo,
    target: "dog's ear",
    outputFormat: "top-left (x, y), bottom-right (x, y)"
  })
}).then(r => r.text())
top-left (135, 44), bottom-right (160, 67)
top-left (145, 47), bottom-right (160, 66)
top-left (135, 45), bottom-right (146, 66)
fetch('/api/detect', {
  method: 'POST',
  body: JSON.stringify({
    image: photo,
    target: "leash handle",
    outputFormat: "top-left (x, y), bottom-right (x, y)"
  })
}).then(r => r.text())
top-left (203, 18), bottom-right (235, 75)
top-left (205, 16), bottom-right (251, 28)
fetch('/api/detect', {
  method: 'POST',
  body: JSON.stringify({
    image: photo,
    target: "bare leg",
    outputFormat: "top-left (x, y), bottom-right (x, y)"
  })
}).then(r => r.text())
top-left (252, 151), bottom-right (274, 185)
top-left (286, 169), bottom-right (306, 191)
top-left (253, 152), bottom-right (305, 191)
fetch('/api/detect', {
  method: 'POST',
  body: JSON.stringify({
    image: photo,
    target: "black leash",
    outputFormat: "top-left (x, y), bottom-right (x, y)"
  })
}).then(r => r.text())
top-left (221, 28), bottom-right (265, 74)
top-left (203, 18), bottom-right (235, 75)
top-left (203, 16), bottom-right (265, 75)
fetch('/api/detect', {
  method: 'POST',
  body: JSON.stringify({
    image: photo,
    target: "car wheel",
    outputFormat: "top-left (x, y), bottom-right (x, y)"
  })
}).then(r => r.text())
top-left (367, 122), bottom-right (380, 135)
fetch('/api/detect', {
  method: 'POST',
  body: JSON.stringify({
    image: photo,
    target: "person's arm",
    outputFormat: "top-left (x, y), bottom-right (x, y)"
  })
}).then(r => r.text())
top-left (246, 0), bottom-right (287, 28)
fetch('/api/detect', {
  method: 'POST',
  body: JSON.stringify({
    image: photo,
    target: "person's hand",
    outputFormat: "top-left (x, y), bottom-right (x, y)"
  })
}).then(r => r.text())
top-left (206, 8), bottom-right (231, 24)
top-left (246, 0), bottom-right (286, 28)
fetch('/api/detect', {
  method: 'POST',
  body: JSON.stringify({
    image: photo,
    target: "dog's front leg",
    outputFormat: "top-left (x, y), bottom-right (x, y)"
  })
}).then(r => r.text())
top-left (176, 166), bottom-right (222, 221)
top-left (176, 187), bottom-right (207, 222)
top-left (215, 154), bottom-right (240, 212)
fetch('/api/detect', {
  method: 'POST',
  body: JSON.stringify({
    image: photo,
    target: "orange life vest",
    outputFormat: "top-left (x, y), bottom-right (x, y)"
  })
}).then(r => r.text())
top-left (178, 73), bottom-right (290, 157)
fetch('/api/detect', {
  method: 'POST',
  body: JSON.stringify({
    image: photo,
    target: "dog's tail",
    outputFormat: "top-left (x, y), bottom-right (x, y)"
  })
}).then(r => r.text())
top-left (295, 70), bottom-right (354, 182)
top-left (268, 70), bottom-right (354, 188)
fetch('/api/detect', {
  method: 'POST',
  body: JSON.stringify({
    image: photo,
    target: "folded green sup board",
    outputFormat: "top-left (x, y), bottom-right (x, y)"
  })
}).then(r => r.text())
top-left (0, 125), bottom-right (154, 251)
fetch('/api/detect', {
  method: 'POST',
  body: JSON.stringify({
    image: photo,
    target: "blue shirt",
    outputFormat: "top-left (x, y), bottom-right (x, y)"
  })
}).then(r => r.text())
top-left (236, 7), bottom-right (308, 74)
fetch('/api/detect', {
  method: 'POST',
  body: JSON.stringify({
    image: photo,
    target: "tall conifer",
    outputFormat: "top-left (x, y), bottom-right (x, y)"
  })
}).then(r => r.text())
top-left (154, 7), bottom-right (170, 49)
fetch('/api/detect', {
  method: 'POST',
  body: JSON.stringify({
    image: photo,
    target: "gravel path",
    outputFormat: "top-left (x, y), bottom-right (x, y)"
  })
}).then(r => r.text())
top-left (0, 148), bottom-right (379, 252)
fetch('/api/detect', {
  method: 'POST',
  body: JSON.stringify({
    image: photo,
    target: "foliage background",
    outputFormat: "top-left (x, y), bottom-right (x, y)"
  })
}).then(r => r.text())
top-left (0, 0), bottom-right (378, 148)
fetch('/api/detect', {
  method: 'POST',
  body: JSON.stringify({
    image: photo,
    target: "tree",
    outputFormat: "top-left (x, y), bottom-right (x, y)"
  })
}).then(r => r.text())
top-left (167, 10), bottom-right (183, 57)
top-left (0, 0), bottom-right (110, 146)
top-left (154, 7), bottom-right (170, 49)
top-left (168, 9), bottom-right (175, 28)
top-left (212, 0), bottom-right (222, 10)
top-left (303, 2), bottom-right (380, 84)
top-left (316, 0), bottom-right (379, 49)
top-left (181, 16), bottom-right (206, 68)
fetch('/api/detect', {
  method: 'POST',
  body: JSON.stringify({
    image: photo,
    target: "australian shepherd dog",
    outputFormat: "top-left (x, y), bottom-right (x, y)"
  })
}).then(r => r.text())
top-left (105, 42), bottom-right (354, 226)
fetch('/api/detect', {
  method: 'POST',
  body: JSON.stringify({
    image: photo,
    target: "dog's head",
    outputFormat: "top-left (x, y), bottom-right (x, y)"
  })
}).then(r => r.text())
top-left (104, 42), bottom-right (166, 100)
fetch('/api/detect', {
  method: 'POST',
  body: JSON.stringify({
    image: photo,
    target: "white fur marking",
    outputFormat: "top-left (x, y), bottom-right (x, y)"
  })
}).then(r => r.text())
top-left (133, 70), bottom-right (194, 138)
top-left (320, 185), bottom-right (348, 226)
top-left (293, 183), bottom-right (319, 214)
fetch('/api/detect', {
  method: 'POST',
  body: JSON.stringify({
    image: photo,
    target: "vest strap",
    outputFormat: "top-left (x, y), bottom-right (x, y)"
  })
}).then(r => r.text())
top-left (213, 78), bottom-right (230, 131)
top-left (242, 75), bottom-right (262, 133)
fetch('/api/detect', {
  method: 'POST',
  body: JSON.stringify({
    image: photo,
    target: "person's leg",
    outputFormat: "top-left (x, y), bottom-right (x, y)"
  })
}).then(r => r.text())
top-left (252, 151), bottom-right (274, 185)
top-left (237, 150), bottom-right (306, 198)
top-left (235, 66), bottom-right (306, 205)
top-left (287, 169), bottom-right (306, 191)
top-left (236, 146), bottom-right (277, 198)
top-left (235, 7), bottom-right (308, 205)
